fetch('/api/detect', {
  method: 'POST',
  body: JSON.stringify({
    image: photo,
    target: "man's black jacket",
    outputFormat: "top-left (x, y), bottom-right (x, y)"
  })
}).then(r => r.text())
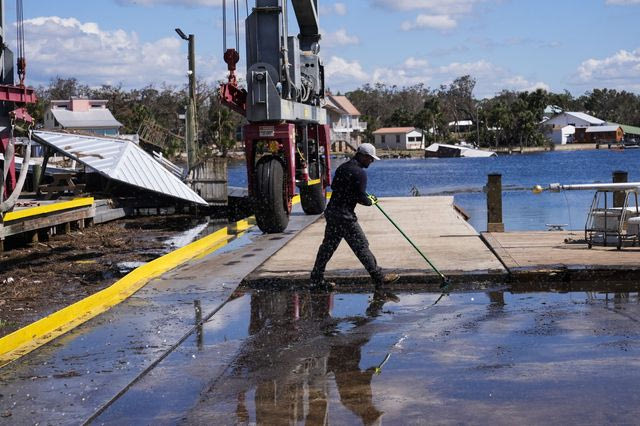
top-left (324, 158), bottom-right (372, 222)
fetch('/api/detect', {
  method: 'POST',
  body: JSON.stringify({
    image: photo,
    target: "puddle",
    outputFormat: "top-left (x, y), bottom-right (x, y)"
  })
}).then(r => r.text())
top-left (95, 288), bottom-right (640, 424)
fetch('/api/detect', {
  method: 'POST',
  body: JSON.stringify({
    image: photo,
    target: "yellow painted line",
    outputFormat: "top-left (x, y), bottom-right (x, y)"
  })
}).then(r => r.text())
top-left (0, 226), bottom-right (232, 367)
top-left (3, 197), bottom-right (94, 222)
top-left (307, 179), bottom-right (321, 186)
top-left (0, 193), bottom-right (315, 367)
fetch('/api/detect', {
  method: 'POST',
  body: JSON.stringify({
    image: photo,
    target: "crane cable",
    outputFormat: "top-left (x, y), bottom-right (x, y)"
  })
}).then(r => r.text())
top-left (222, 0), bottom-right (242, 54)
top-left (16, 0), bottom-right (26, 86)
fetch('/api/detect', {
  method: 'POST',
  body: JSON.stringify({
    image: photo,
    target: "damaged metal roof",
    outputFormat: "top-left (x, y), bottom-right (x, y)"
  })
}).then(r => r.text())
top-left (32, 130), bottom-right (208, 205)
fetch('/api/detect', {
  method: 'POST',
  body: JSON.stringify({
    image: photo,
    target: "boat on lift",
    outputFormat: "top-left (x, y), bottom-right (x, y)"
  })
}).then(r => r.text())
top-left (424, 142), bottom-right (496, 158)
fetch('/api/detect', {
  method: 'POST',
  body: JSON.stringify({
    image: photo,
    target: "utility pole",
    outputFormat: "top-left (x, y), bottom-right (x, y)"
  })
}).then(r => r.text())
top-left (476, 105), bottom-right (480, 147)
top-left (176, 28), bottom-right (197, 171)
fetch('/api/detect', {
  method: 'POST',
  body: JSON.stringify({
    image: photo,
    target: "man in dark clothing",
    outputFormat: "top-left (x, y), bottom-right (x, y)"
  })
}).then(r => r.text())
top-left (311, 143), bottom-right (399, 289)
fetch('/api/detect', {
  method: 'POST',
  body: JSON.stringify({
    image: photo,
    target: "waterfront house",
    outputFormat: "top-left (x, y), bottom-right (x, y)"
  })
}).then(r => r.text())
top-left (549, 125), bottom-right (576, 145)
top-left (324, 94), bottom-right (366, 152)
top-left (544, 111), bottom-right (605, 143)
top-left (44, 98), bottom-right (122, 137)
top-left (608, 123), bottom-right (640, 144)
top-left (585, 125), bottom-right (623, 143)
top-left (372, 127), bottom-right (424, 150)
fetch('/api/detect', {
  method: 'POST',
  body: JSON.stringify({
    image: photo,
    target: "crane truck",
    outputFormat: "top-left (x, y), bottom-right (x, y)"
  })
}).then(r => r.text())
top-left (0, 0), bottom-right (37, 218)
top-left (219, 0), bottom-right (331, 233)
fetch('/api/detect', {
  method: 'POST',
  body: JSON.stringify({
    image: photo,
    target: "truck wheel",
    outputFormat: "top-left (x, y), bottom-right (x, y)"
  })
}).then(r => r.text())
top-left (300, 163), bottom-right (326, 214)
top-left (255, 157), bottom-right (289, 233)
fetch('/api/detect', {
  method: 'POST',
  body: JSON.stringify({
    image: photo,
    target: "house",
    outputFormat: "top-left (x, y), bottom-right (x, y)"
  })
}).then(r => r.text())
top-left (608, 123), bottom-right (640, 144)
top-left (372, 127), bottom-right (424, 150)
top-left (549, 125), bottom-right (575, 145)
top-left (324, 94), bottom-right (367, 152)
top-left (44, 98), bottom-right (123, 137)
top-left (448, 120), bottom-right (474, 133)
top-left (585, 125), bottom-right (623, 143)
top-left (544, 111), bottom-right (605, 143)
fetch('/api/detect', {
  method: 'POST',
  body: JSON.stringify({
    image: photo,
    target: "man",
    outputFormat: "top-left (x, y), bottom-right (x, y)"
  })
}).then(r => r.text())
top-left (310, 143), bottom-right (399, 289)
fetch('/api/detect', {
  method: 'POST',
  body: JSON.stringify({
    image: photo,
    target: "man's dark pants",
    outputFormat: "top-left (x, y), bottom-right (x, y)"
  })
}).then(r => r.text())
top-left (311, 216), bottom-right (383, 283)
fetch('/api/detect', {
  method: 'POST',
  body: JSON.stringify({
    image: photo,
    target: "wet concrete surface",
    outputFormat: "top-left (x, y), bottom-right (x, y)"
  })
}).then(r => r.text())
top-left (88, 287), bottom-right (640, 425)
top-left (0, 210), bottom-right (320, 425)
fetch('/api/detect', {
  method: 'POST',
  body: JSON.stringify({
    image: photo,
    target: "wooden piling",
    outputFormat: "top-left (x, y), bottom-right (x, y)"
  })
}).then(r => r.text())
top-left (487, 174), bottom-right (504, 232)
top-left (613, 170), bottom-right (628, 208)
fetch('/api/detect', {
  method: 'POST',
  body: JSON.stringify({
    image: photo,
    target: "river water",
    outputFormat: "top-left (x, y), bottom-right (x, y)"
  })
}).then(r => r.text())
top-left (229, 149), bottom-right (640, 231)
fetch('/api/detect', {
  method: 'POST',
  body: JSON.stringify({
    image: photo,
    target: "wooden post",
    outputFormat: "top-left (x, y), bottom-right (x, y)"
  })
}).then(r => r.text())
top-left (613, 170), bottom-right (628, 208)
top-left (31, 164), bottom-right (42, 193)
top-left (487, 173), bottom-right (504, 232)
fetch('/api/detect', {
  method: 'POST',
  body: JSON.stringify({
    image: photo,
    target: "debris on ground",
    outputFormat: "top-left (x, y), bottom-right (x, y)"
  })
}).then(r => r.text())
top-left (0, 215), bottom-right (212, 338)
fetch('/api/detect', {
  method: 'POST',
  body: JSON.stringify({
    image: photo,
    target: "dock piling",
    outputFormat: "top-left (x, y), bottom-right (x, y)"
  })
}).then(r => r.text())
top-left (487, 174), bottom-right (504, 232)
top-left (613, 170), bottom-right (628, 208)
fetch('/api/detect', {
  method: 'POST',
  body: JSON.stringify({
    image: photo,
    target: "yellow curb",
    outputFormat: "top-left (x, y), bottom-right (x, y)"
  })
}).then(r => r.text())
top-left (3, 197), bottom-right (94, 222)
top-left (0, 191), bottom-right (318, 367)
top-left (0, 224), bottom-right (234, 367)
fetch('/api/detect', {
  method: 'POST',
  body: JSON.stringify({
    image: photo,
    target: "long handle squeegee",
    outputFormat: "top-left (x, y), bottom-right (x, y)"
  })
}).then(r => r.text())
top-left (370, 195), bottom-right (450, 287)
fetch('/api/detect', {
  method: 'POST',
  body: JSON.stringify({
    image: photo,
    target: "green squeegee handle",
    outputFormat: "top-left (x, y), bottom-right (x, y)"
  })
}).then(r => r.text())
top-left (370, 195), bottom-right (448, 283)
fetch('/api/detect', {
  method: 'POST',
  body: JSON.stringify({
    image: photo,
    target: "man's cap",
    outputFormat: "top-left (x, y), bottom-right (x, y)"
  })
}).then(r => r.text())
top-left (357, 143), bottom-right (380, 160)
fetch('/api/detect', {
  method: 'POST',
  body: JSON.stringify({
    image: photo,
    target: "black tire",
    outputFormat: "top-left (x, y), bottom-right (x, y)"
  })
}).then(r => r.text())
top-left (254, 157), bottom-right (289, 233)
top-left (300, 162), bottom-right (327, 215)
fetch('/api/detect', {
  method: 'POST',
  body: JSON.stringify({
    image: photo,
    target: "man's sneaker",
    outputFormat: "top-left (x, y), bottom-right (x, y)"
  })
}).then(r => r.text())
top-left (375, 273), bottom-right (400, 288)
top-left (310, 279), bottom-right (336, 291)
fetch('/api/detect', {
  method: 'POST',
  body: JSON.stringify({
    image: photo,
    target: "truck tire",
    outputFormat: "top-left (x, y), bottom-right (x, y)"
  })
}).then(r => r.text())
top-left (255, 157), bottom-right (289, 233)
top-left (300, 163), bottom-right (326, 215)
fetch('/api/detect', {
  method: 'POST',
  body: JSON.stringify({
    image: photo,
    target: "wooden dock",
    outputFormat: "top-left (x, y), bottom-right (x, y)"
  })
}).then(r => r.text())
top-left (247, 196), bottom-right (506, 286)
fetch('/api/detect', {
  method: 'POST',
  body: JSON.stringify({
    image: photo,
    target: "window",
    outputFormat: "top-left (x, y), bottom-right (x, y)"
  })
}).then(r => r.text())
top-left (396, 134), bottom-right (401, 144)
top-left (381, 135), bottom-right (386, 144)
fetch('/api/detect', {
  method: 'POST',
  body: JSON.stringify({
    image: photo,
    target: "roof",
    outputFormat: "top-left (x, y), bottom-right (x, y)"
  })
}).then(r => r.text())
top-left (32, 131), bottom-right (207, 206)
top-left (585, 125), bottom-right (621, 133)
top-left (609, 123), bottom-right (640, 136)
top-left (330, 95), bottom-right (361, 116)
top-left (372, 127), bottom-right (417, 135)
top-left (564, 112), bottom-right (605, 125)
top-left (449, 120), bottom-right (473, 127)
top-left (50, 108), bottom-right (122, 129)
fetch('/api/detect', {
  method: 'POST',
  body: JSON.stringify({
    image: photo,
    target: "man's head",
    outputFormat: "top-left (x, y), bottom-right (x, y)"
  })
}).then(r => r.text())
top-left (355, 143), bottom-right (380, 168)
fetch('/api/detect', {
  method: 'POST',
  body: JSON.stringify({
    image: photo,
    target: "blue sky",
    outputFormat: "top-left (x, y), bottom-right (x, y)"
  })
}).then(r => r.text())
top-left (4, 0), bottom-right (640, 98)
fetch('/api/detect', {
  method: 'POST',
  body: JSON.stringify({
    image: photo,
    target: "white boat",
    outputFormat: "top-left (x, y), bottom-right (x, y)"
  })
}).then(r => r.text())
top-left (424, 142), bottom-right (496, 158)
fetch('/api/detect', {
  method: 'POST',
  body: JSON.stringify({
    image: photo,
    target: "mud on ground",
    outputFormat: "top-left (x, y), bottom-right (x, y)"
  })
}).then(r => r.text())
top-left (0, 215), bottom-right (208, 338)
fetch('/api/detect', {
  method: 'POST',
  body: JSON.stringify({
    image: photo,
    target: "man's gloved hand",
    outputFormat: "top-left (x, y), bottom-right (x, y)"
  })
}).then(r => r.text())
top-left (367, 194), bottom-right (378, 205)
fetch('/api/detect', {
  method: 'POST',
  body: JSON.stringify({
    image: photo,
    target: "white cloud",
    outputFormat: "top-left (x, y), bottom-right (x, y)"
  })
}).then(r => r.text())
top-left (115, 0), bottom-right (222, 6)
top-left (320, 2), bottom-right (348, 15)
top-left (574, 48), bottom-right (640, 90)
top-left (21, 16), bottom-right (224, 88)
top-left (325, 56), bottom-right (369, 85)
top-left (373, 0), bottom-right (486, 31)
top-left (322, 29), bottom-right (359, 47)
top-left (605, 0), bottom-right (640, 4)
top-left (324, 54), bottom-right (549, 98)
top-left (401, 14), bottom-right (457, 30)
top-left (372, 0), bottom-right (481, 13)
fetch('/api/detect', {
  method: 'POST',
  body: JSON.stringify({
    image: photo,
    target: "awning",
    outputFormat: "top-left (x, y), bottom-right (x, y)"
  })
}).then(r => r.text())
top-left (32, 131), bottom-right (207, 205)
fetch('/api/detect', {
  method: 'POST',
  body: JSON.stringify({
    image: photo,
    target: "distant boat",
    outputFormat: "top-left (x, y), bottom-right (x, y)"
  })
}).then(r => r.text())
top-left (425, 142), bottom-right (497, 158)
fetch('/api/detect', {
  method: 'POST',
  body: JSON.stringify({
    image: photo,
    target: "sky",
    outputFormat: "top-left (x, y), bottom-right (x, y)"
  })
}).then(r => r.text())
top-left (3, 0), bottom-right (640, 98)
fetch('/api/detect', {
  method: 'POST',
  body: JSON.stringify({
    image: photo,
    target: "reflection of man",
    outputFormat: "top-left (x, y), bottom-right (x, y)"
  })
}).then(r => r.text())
top-left (327, 291), bottom-right (398, 425)
top-left (231, 290), bottom-right (398, 425)
top-left (311, 143), bottom-right (399, 290)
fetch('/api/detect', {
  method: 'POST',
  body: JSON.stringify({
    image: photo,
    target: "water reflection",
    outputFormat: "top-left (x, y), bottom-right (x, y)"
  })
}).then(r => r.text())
top-left (189, 290), bottom-right (397, 425)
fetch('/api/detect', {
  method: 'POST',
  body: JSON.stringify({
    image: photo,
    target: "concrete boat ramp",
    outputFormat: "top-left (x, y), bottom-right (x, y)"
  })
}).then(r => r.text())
top-left (2, 196), bottom-right (640, 424)
top-left (249, 196), bottom-right (505, 286)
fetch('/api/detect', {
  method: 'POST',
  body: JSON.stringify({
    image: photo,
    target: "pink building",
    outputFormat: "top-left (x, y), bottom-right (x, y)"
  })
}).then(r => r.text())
top-left (44, 98), bottom-right (122, 136)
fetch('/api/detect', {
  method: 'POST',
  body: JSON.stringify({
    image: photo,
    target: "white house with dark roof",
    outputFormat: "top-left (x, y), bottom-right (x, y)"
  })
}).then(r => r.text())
top-left (324, 94), bottom-right (367, 152)
top-left (372, 127), bottom-right (424, 150)
top-left (44, 98), bottom-right (123, 137)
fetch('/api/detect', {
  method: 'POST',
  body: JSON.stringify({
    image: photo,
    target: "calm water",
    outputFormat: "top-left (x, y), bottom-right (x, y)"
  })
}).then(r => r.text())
top-left (229, 149), bottom-right (640, 231)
